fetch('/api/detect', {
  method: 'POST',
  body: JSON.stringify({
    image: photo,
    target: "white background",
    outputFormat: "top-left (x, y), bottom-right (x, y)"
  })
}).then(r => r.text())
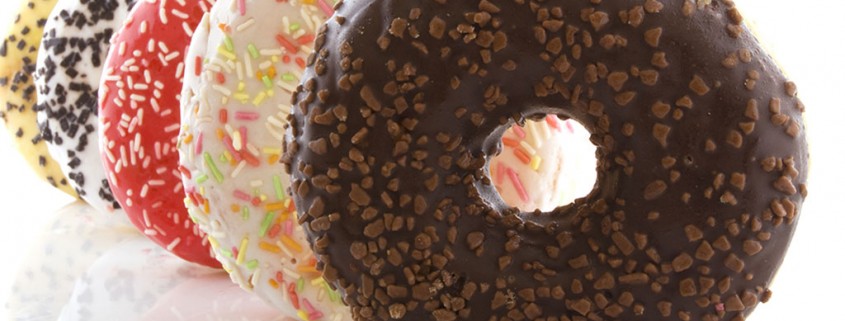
top-left (0, 0), bottom-right (843, 320)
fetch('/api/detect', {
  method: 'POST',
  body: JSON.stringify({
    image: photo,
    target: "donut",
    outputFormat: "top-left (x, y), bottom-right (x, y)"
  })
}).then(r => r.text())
top-left (142, 275), bottom-right (288, 321)
top-left (0, 0), bottom-right (76, 197)
top-left (490, 117), bottom-right (595, 212)
top-left (59, 237), bottom-right (221, 320)
top-left (98, 0), bottom-right (219, 267)
top-left (6, 201), bottom-right (137, 320)
top-left (177, 0), bottom-right (350, 318)
top-left (34, 0), bottom-right (137, 215)
top-left (285, 1), bottom-right (809, 320)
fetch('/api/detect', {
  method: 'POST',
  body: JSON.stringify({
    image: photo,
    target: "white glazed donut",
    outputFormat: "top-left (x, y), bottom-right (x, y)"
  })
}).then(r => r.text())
top-left (34, 0), bottom-right (137, 215)
top-left (490, 117), bottom-right (596, 212)
top-left (178, 0), bottom-right (349, 319)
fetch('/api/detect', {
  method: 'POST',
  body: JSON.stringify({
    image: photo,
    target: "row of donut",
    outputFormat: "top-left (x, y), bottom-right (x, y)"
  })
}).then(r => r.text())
top-left (0, 0), bottom-right (590, 319)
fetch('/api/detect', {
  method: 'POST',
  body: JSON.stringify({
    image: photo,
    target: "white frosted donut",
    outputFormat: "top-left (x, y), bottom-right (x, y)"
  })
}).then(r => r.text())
top-left (34, 0), bottom-right (137, 215)
top-left (178, 0), bottom-right (350, 319)
top-left (490, 117), bottom-right (596, 212)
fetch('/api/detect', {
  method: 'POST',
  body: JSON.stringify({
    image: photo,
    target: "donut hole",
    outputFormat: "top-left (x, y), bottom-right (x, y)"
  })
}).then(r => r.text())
top-left (488, 116), bottom-right (597, 212)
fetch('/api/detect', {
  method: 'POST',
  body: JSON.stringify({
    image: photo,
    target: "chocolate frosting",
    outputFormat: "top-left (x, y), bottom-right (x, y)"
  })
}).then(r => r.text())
top-left (285, 0), bottom-right (809, 320)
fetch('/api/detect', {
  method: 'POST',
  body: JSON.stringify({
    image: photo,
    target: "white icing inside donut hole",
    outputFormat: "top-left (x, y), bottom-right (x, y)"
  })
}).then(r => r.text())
top-left (488, 116), bottom-right (597, 212)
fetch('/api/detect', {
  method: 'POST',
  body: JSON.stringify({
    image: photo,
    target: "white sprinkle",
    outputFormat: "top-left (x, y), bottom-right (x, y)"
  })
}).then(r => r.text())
top-left (281, 266), bottom-right (300, 280)
top-left (176, 62), bottom-right (185, 80)
top-left (244, 53), bottom-right (253, 77)
top-left (540, 120), bottom-right (552, 143)
top-left (267, 125), bottom-right (285, 141)
top-left (236, 18), bottom-right (255, 32)
top-left (105, 147), bottom-right (117, 163)
top-left (120, 145), bottom-right (128, 169)
top-left (526, 121), bottom-right (541, 148)
top-left (165, 51), bottom-right (180, 62)
top-left (207, 62), bottom-right (222, 73)
top-left (519, 140), bottom-right (537, 156)
top-left (166, 238), bottom-right (181, 251)
top-left (158, 5), bottom-right (168, 24)
top-left (155, 40), bottom-right (170, 54)
top-left (260, 49), bottom-right (283, 56)
top-left (137, 108), bottom-right (144, 125)
top-left (246, 144), bottom-right (259, 158)
top-left (133, 133), bottom-right (142, 153)
top-left (266, 114), bottom-right (285, 128)
top-left (114, 158), bottom-right (123, 174)
top-left (276, 80), bottom-right (296, 93)
top-left (250, 268), bottom-right (262, 288)
top-left (108, 172), bottom-right (119, 188)
top-left (157, 53), bottom-right (168, 66)
top-left (130, 143), bottom-right (137, 166)
top-left (182, 22), bottom-right (193, 37)
top-left (236, 62), bottom-right (244, 81)
top-left (151, 98), bottom-right (161, 113)
top-left (143, 209), bottom-right (152, 227)
top-left (212, 84), bottom-right (232, 96)
top-left (231, 161), bottom-right (246, 178)
top-left (164, 123), bottom-right (181, 133)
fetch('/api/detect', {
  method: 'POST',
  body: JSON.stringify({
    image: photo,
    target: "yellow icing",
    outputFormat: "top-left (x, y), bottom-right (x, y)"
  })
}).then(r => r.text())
top-left (0, 0), bottom-right (76, 197)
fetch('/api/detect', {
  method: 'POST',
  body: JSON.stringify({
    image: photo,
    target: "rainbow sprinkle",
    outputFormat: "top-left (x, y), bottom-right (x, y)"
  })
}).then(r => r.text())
top-left (492, 116), bottom-right (566, 208)
top-left (177, 0), bottom-right (346, 319)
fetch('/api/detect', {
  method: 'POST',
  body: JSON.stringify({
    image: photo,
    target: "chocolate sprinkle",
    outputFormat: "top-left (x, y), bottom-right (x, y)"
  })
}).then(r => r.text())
top-left (286, 0), bottom-right (809, 320)
top-left (34, 0), bottom-right (136, 212)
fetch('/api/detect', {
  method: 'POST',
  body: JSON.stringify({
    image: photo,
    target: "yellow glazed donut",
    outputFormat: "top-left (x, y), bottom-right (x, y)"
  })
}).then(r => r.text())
top-left (0, 0), bottom-right (75, 197)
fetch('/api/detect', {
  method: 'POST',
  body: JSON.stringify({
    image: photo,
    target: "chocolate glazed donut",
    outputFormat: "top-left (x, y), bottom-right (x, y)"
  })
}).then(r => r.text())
top-left (284, 0), bottom-right (809, 320)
